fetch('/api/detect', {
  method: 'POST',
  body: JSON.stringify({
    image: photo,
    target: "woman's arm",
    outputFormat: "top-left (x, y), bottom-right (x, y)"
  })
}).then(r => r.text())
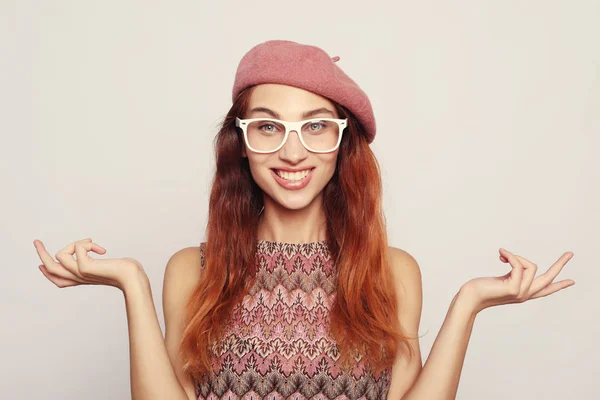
top-left (391, 247), bottom-right (574, 400)
top-left (124, 272), bottom-right (192, 400)
top-left (162, 247), bottom-right (206, 400)
top-left (34, 238), bottom-right (194, 400)
top-left (398, 291), bottom-right (476, 400)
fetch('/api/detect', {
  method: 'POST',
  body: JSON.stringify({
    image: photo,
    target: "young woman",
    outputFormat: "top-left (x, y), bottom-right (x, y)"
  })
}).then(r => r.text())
top-left (33, 40), bottom-right (575, 400)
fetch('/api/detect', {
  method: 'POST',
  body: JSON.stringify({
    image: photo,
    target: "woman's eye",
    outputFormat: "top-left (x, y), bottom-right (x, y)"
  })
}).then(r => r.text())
top-left (310, 122), bottom-right (325, 130)
top-left (259, 124), bottom-right (276, 132)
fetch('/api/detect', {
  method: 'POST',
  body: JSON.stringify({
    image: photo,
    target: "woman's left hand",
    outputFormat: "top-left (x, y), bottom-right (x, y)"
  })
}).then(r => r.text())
top-left (459, 248), bottom-right (575, 314)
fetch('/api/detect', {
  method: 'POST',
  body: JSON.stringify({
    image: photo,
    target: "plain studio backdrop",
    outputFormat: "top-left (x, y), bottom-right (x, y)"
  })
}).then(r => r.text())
top-left (1, 1), bottom-right (598, 399)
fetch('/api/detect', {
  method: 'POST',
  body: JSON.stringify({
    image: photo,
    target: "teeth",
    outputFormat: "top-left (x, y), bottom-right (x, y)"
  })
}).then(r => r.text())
top-left (275, 169), bottom-right (311, 181)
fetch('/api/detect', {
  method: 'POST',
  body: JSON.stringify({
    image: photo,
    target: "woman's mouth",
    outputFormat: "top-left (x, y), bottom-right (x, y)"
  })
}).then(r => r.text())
top-left (270, 168), bottom-right (315, 190)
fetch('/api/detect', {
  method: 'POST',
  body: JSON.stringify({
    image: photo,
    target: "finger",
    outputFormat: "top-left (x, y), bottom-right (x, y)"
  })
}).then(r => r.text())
top-left (38, 264), bottom-right (79, 288)
top-left (514, 254), bottom-right (538, 300)
top-left (74, 241), bottom-right (116, 286)
top-left (59, 238), bottom-right (105, 257)
top-left (529, 279), bottom-right (575, 300)
top-left (74, 241), bottom-right (109, 285)
top-left (86, 239), bottom-right (107, 255)
top-left (56, 238), bottom-right (106, 281)
top-left (33, 239), bottom-right (58, 266)
top-left (55, 239), bottom-right (96, 280)
top-left (34, 240), bottom-right (80, 281)
top-left (499, 248), bottom-right (524, 294)
top-left (529, 252), bottom-right (574, 294)
top-left (75, 241), bottom-right (95, 272)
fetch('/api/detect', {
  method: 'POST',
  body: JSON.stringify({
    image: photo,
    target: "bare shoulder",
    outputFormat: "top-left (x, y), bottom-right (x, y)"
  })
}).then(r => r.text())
top-left (387, 246), bottom-right (422, 295)
top-left (164, 245), bottom-right (205, 285)
top-left (163, 245), bottom-right (205, 321)
top-left (385, 250), bottom-right (424, 398)
top-left (162, 245), bottom-right (205, 400)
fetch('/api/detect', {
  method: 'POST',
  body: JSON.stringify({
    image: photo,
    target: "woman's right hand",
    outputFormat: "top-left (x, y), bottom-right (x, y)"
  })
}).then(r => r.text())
top-left (34, 238), bottom-right (145, 292)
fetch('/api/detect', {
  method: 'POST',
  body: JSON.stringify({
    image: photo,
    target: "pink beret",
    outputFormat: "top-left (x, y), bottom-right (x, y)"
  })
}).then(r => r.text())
top-left (231, 40), bottom-right (376, 143)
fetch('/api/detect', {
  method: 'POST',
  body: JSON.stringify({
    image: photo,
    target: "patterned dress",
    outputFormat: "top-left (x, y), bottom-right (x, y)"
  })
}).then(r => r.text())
top-left (195, 240), bottom-right (392, 400)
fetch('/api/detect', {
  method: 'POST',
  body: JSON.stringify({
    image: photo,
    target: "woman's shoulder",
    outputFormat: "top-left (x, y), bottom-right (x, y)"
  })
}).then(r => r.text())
top-left (387, 246), bottom-right (419, 270)
top-left (164, 245), bottom-right (205, 285)
top-left (386, 246), bottom-right (423, 343)
top-left (386, 246), bottom-right (422, 295)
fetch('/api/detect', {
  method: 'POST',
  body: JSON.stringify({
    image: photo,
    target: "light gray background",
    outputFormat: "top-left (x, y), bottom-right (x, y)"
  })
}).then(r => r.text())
top-left (1, 1), bottom-right (598, 399)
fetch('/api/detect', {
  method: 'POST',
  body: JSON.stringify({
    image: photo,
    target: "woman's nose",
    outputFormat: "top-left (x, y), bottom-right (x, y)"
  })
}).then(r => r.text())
top-left (279, 130), bottom-right (308, 162)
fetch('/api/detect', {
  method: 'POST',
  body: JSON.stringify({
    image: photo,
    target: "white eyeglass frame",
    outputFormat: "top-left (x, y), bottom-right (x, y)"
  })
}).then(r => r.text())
top-left (235, 117), bottom-right (347, 154)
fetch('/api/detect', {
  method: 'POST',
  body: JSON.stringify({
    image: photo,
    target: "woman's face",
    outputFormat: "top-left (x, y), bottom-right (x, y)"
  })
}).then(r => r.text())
top-left (241, 83), bottom-right (340, 211)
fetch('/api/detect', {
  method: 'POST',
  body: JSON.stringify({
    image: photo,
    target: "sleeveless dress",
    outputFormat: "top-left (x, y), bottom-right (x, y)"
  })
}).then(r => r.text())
top-left (194, 240), bottom-right (392, 400)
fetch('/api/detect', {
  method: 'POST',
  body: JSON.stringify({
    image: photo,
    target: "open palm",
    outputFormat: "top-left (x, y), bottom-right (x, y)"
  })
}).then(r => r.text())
top-left (461, 248), bottom-right (575, 314)
top-left (34, 238), bottom-right (143, 291)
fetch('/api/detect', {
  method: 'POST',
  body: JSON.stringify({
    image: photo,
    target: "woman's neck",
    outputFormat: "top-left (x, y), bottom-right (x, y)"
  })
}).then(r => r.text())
top-left (256, 196), bottom-right (328, 244)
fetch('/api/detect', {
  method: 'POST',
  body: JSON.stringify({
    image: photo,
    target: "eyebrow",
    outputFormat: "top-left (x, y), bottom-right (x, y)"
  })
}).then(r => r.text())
top-left (248, 107), bottom-right (335, 119)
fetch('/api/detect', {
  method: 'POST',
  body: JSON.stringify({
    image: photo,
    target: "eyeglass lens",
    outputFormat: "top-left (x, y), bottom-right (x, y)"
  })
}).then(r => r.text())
top-left (246, 120), bottom-right (339, 152)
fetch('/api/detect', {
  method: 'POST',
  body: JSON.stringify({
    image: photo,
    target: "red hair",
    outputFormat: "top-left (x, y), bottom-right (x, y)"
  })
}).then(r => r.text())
top-left (179, 87), bottom-right (415, 383)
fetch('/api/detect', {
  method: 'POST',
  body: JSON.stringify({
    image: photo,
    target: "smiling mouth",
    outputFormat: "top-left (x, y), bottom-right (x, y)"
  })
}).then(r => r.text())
top-left (271, 168), bottom-right (315, 182)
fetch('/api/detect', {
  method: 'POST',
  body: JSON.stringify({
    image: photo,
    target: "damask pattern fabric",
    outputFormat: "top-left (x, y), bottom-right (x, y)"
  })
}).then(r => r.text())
top-left (194, 240), bottom-right (392, 400)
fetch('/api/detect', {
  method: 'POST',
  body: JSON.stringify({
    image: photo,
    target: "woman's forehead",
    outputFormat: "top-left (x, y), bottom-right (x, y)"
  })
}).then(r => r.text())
top-left (248, 84), bottom-right (336, 114)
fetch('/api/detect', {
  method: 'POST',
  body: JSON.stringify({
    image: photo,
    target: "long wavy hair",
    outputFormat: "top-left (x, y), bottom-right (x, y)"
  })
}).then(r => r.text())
top-left (179, 86), bottom-right (415, 383)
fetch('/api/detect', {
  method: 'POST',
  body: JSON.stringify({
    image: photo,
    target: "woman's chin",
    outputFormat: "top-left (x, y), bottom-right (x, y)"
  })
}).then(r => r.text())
top-left (267, 189), bottom-right (317, 211)
top-left (274, 197), bottom-right (312, 211)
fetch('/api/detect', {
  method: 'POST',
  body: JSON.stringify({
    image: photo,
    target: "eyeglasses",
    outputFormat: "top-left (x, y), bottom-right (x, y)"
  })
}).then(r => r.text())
top-left (235, 117), bottom-right (347, 154)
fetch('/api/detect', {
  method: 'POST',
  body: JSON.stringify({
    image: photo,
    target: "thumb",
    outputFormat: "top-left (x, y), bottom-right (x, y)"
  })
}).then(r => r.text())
top-left (75, 241), bottom-right (94, 265)
top-left (500, 248), bottom-right (524, 289)
top-left (92, 242), bottom-right (107, 255)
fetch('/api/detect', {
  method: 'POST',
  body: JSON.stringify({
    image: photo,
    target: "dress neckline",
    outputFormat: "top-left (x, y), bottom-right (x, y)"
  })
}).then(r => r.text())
top-left (257, 239), bottom-right (328, 246)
